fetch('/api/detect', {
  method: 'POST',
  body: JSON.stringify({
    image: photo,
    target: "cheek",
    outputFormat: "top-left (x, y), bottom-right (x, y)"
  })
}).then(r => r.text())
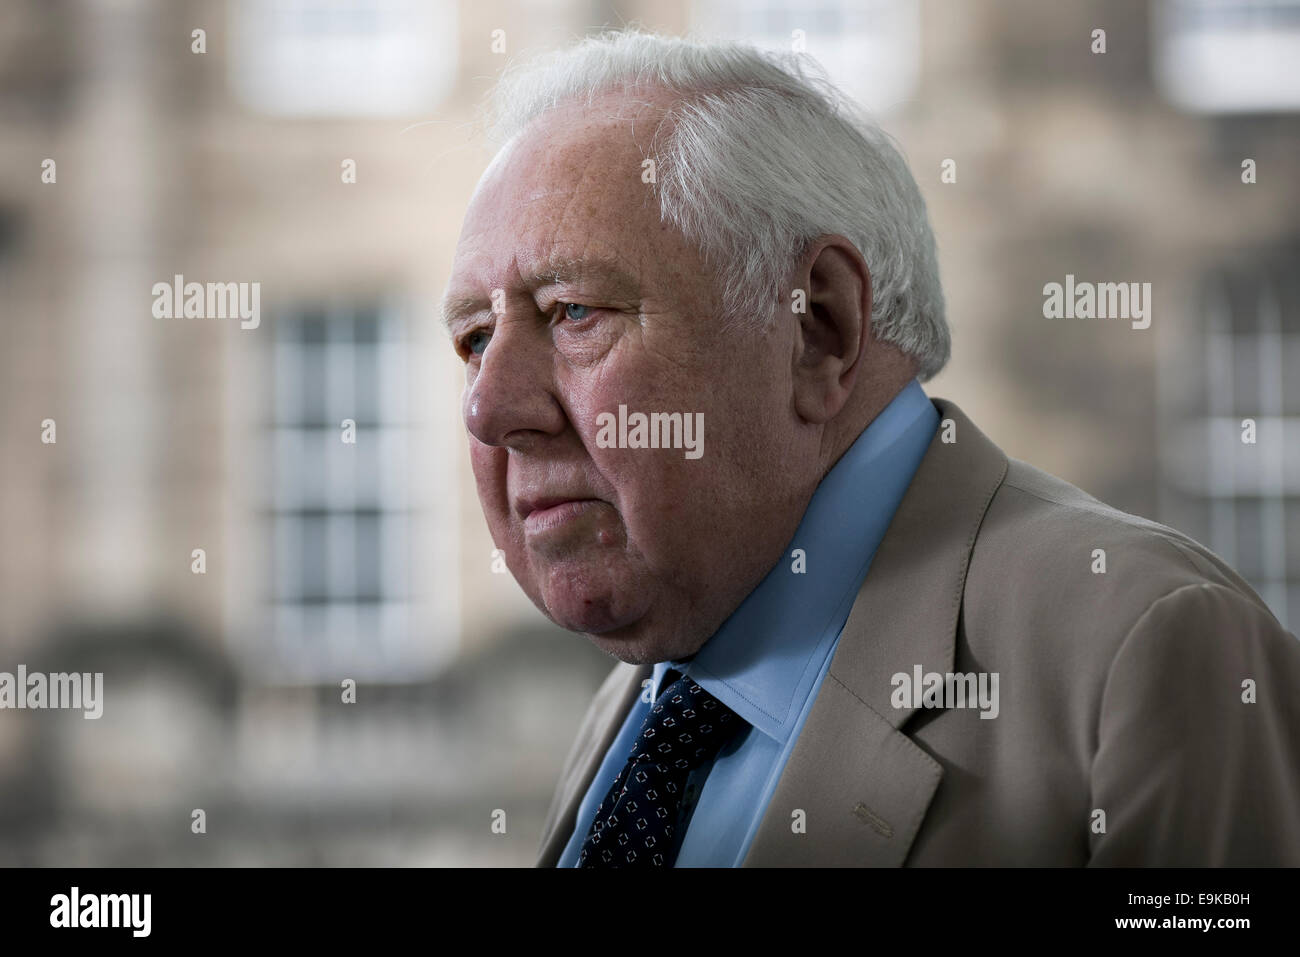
top-left (468, 445), bottom-right (509, 523)
top-left (558, 339), bottom-right (765, 541)
top-left (572, 393), bottom-right (719, 542)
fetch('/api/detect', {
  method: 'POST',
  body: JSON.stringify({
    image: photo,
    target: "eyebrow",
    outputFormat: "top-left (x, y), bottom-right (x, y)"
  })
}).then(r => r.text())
top-left (439, 253), bottom-right (642, 333)
top-left (439, 294), bottom-right (486, 335)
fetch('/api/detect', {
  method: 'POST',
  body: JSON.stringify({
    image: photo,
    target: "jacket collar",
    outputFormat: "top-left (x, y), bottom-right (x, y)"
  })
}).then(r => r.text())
top-left (742, 397), bottom-right (1008, 865)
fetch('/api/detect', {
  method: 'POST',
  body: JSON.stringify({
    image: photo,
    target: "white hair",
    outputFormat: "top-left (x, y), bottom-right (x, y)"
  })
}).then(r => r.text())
top-left (488, 30), bottom-right (950, 381)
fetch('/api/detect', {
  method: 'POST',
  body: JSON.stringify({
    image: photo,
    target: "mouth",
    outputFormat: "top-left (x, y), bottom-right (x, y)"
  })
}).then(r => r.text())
top-left (520, 498), bottom-right (603, 535)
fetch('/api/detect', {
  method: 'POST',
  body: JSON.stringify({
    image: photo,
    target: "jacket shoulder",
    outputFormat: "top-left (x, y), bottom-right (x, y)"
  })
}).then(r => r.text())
top-left (964, 457), bottom-right (1283, 669)
top-left (992, 457), bottom-right (1268, 606)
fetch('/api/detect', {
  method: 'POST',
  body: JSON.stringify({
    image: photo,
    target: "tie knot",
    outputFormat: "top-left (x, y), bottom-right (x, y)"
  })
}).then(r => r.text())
top-left (630, 672), bottom-right (738, 773)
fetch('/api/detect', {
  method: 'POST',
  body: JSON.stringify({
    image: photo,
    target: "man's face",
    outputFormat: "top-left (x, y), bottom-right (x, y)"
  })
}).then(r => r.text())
top-left (444, 92), bottom-right (816, 664)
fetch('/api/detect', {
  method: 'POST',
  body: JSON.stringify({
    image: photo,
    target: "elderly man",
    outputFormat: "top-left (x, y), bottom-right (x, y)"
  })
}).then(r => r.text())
top-left (441, 32), bottom-right (1300, 867)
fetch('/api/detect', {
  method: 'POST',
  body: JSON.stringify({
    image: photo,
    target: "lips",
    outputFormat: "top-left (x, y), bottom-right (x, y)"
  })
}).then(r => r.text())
top-left (516, 494), bottom-right (595, 520)
top-left (519, 498), bottom-right (602, 535)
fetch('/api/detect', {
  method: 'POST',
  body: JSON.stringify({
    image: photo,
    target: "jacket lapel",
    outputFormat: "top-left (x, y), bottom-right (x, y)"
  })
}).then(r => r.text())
top-left (742, 398), bottom-right (1008, 866)
top-left (536, 661), bottom-right (651, 866)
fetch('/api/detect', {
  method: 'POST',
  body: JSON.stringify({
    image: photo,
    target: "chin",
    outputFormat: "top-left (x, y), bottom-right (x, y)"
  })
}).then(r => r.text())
top-left (585, 625), bottom-right (703, 666)
top-left (522, 548), bottom-right (644, 631)
top-left (534, 575), bottom-right (650, 640)
top-left (587, 636), bottom-right (661, 666)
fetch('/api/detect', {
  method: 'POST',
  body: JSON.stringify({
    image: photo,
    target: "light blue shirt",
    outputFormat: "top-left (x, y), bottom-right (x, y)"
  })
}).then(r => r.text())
top-left (557, 379), bottom-right (940, 867)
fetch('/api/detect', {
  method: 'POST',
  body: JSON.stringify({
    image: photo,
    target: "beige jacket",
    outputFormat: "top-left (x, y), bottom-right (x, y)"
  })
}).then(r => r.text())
top-left (537, 398), bottom-right (1300, 866)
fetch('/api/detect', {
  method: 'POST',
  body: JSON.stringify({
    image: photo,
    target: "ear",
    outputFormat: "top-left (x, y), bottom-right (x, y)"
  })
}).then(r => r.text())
top-left (790, 236), bottom-right (871, 424)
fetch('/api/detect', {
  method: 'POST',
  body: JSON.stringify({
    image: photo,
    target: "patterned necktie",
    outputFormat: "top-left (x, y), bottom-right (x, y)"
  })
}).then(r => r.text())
top-left (577, 669), bottom-right (740, 867)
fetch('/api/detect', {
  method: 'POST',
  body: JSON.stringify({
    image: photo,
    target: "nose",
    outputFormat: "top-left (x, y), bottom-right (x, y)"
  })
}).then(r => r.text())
top-left (463, 319), bottom-right (566, 449)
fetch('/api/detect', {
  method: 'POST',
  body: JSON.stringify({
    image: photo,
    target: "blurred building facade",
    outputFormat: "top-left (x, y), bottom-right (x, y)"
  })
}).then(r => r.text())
top-left (0, 0), bottom-right (1296, 865)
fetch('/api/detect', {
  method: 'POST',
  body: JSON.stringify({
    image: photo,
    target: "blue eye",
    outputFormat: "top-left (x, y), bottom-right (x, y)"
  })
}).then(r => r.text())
top-left (562, 302), bottom-right (592, 321)
top-left (466, 329), bottom-right (490, 355)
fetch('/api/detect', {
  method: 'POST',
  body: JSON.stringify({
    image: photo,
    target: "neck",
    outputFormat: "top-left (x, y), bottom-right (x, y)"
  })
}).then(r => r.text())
top-left (818, 345), bottom-right (919, 480)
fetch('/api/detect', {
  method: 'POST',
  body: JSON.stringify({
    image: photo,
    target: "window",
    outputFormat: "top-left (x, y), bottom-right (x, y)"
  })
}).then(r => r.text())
top-left (1156, 251), bottom-right (1300, 631)
top-left (253, 300), bottom-right (457, 682)
top-left (690, 0), bottom-right (920, 115)
top-left (229, 0), bottom-right (458, 116)
top-left (1153, 0), bottom-right (1300, 113)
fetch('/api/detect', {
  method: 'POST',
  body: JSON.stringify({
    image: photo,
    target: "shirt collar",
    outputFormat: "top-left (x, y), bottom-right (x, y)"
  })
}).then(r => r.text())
top-left (651, 378), bottom-right (939, 742)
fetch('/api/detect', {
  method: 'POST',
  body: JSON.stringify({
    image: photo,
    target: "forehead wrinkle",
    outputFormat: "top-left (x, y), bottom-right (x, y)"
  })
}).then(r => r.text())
top-left (449, 102), bottom-right (671, 326)
top-left (525, 181), bottom-right (654, 297)
top-left (520, 250), bottom-right (643, 296)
